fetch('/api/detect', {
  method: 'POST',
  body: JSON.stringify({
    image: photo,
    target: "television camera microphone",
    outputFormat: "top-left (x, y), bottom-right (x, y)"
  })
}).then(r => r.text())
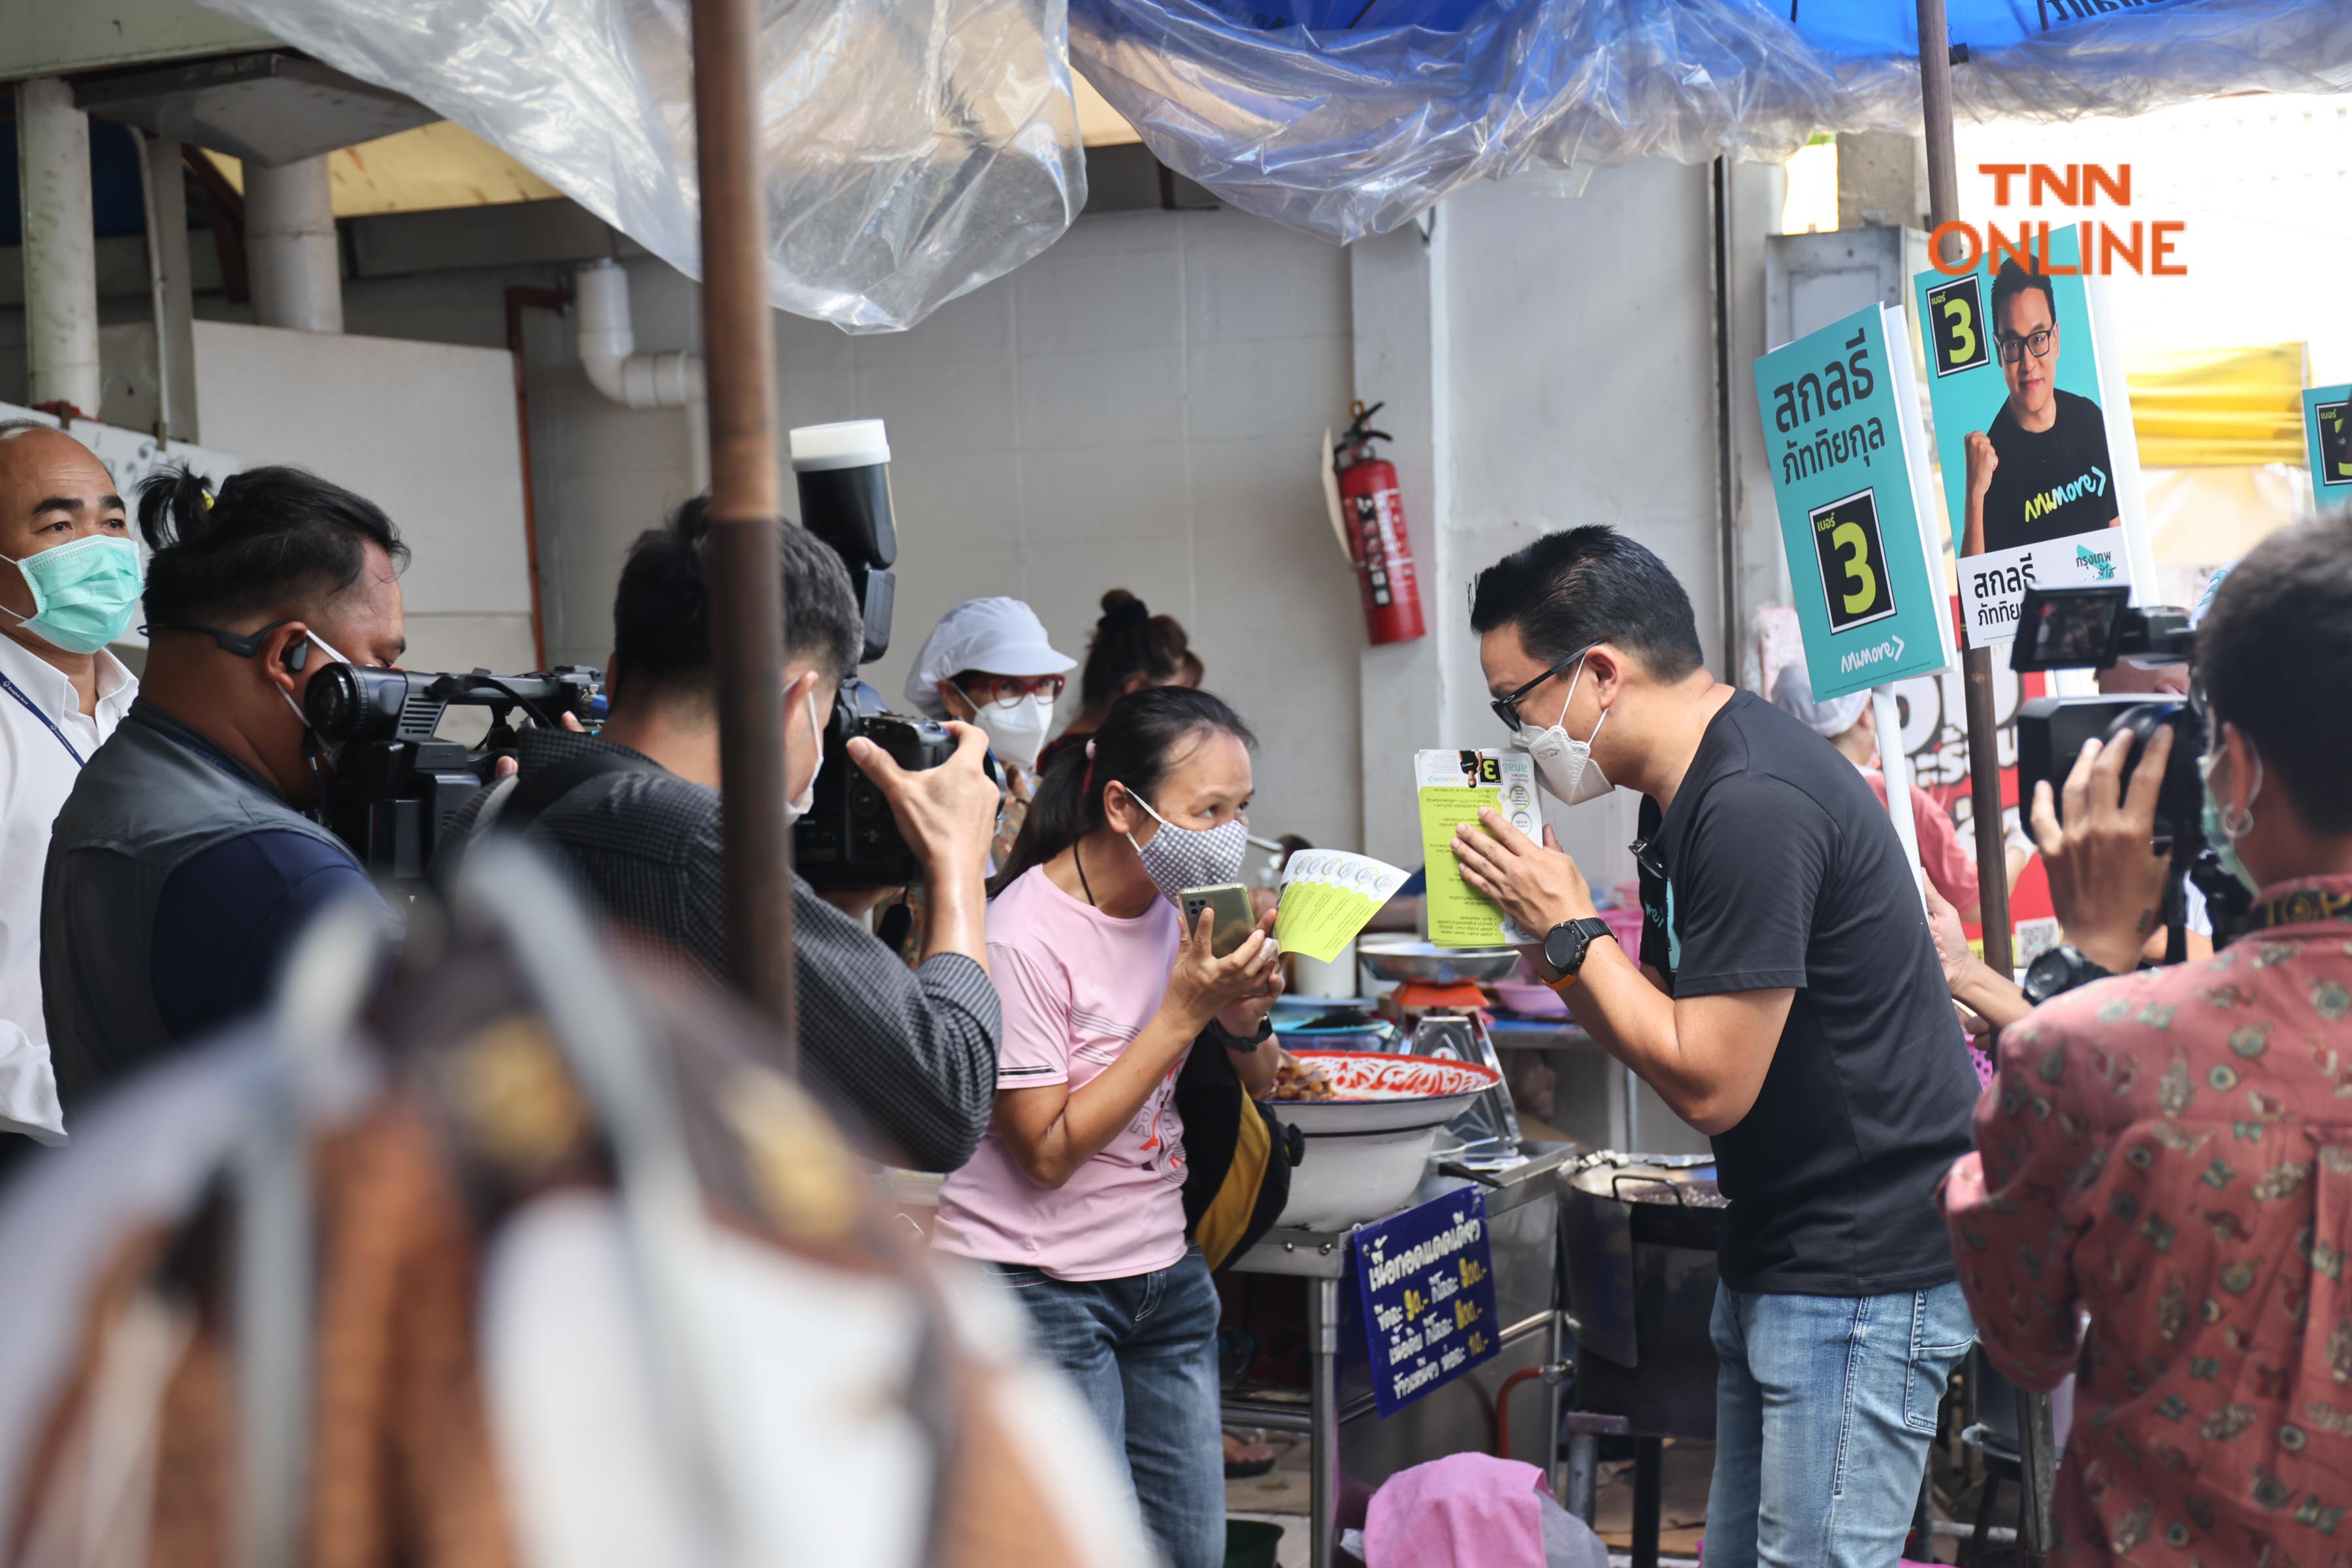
top-left (2009, 583), bottom-right (2245, 949)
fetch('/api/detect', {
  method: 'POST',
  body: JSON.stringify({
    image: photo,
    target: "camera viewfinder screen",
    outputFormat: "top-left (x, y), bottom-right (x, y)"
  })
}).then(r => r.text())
top-left (2014, 586), bottom-right (2131, 672)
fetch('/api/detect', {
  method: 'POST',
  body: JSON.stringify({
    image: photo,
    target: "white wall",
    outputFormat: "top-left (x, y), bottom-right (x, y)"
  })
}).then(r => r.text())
top-left (1426, 163), bottom-right (1727, 893)
top-left (192, 319), bottom-right (538, 678)
top-left (529, 208), bottom-right (1367, 854)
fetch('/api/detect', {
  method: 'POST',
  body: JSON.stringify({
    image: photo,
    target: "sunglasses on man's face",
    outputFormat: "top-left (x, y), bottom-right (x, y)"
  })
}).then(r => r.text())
top-left (1490, 645), bottom-right (1593, 733)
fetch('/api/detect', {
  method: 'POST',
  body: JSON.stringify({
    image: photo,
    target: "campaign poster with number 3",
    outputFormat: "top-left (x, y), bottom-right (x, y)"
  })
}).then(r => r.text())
top-left (1912, 225), bottom-right (2152, 648)
top-left (2307, 384), bottom-right (2352, 512)
top-left (1753, 304), bottom-right (1955, 702)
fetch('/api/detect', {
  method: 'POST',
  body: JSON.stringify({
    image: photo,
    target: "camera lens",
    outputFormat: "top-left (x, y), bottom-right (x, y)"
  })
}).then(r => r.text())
top-left (304, 663), bottom-right (363, 740)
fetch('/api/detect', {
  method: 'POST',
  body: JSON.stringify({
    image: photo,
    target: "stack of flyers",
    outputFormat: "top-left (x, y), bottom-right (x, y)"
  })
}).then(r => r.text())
top-left (1275, 850), bottom-right (1411, 963)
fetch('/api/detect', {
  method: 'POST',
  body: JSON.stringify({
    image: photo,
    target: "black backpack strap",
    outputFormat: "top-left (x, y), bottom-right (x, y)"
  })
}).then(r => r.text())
top-left (497, 745), bottom-right (658, 836)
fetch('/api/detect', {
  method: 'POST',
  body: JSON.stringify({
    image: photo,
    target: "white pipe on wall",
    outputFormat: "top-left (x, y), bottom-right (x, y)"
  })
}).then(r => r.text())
top-left (574, 259), bottom-right (708, 489)
top-left (246, 156), bottom-right (344, 333)
top-left (142, 134), bottom-right (202, 442)
top-left (16, 78), bottom-right (104, 419)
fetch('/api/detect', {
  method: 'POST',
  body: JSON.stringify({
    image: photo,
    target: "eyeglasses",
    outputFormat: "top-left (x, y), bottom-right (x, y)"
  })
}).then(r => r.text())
top-left (958, 674), bottom-right (1066, 708)
top-left (1997, 327), bottom-right (2055, 366)
top-left (1489, 645), bottom-right (1593, 733)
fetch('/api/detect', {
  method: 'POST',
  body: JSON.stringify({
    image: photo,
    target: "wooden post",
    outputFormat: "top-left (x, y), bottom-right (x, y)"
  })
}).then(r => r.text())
top-left (689, 0), bottom-right (794, 1064)
top-left (1916, 0), bottom-right (2054, 1556)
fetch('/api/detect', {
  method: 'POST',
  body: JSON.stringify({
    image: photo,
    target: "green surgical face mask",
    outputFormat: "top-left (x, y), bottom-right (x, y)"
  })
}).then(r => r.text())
top-left (1, 534), bottom-right (144, 655)
top-left (2198, 742), bottom-right (2264, 896)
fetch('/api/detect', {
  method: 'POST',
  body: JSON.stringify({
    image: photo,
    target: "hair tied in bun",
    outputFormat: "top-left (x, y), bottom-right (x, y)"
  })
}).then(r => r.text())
top-left (1104, 595), bottom-right (1151, 628)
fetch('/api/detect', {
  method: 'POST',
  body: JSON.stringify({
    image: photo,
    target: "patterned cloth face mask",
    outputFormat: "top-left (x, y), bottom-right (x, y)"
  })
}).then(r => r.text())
top-left (1122, 788), bottom-right (1249, 902)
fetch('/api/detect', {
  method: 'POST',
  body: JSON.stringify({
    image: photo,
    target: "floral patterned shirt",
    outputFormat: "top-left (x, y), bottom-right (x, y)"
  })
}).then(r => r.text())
top-left (1941, 875), bottom-right (2352, 1565)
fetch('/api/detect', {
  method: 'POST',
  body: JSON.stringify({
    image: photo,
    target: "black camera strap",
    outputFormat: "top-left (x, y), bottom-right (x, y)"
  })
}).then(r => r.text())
top-left (497, 745), bottom-right (662, 836)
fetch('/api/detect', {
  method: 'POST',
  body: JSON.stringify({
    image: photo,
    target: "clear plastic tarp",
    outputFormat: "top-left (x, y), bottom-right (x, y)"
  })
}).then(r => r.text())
top-left (200, 0), bottom-right (2352, 320)
top-left (195, 0), bottom-right (1086, 332)
top-left (1070, 0), bottom-right (2352, 242)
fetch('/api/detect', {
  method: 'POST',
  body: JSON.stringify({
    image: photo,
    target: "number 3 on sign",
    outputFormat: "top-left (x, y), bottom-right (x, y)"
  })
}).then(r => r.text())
top-left (1808, 489), bottom-right (1899, 634)
top-left (1925, 276), bottom-right (1991, 377)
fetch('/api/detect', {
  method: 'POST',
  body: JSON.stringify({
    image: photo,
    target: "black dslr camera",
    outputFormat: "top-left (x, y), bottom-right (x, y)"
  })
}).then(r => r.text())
top-left (2009, 584), bottom-right (2247, 948)
top-left (786, 419), bottom-right (994, 890)
top-left (304, 663), bottom-right (604, 882)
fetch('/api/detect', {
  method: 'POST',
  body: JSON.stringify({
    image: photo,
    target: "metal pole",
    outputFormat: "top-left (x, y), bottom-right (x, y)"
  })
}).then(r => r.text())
top-left (1916, 1), bottom-right (2054, 1558)
top-left (689, 0), bottom-right (795, 1059)
top-left (1310, 1276), bottom-right (1341, 1568)
top-left (1710, 156), bottom-right (1741, 678)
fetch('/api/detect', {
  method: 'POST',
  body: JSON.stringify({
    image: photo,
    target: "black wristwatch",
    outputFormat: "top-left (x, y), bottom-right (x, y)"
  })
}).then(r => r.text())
top-left (1205, 1015), bottom-right (1273, 1053)
top-left (1541, 917), bottom-right (1616, 988)
top-left (2021, 945), bottom-right (2111, 1005)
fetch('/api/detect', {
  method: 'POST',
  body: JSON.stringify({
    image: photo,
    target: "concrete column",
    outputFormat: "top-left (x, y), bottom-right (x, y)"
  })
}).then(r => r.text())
top-left (16, 78), bottom-right (104, 419)
top-left (246, 155), bottom-right (343, 333)
top-left (1348, 218), bottom-right (1452, 868)
top-left (1835, 131), bottom-right (1927, 231)
top-left (144, 135), bottom-right (202, 440)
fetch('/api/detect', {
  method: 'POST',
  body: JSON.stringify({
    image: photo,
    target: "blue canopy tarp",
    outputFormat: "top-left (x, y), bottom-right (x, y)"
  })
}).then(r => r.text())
top-left (1071, 0), bottom-right (2352, 240)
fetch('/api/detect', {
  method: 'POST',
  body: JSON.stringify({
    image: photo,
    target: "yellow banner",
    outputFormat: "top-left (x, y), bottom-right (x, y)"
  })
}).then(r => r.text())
top-left (2125, 343), bottom-right (2308, 469)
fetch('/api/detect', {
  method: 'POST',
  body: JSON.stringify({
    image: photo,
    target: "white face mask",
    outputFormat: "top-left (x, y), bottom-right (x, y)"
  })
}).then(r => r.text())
top-left (958, 687), bottom-right (1054, 774)
top-left (1518, 655), bottom-right (1613, 807)
top-left (785, 688), bottom-right (826, 826)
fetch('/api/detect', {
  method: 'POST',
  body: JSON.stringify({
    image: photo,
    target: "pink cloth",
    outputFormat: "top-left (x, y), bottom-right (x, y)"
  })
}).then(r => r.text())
top-left (1364, 1454), bottom-right (1550, 1568)
top-left (1861, 769), bottom-right (1980, 912)
top-left (931, 866), bottom-right (1189, 1282)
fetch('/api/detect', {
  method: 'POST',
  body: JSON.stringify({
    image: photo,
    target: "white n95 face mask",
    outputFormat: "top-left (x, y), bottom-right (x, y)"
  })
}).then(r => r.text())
top-left (785, 690), bottom-right (826, 825)
top-left (1520, 655), bottom-right (1613, 807)
top-left (960, 687), bottom-right (1054, 775)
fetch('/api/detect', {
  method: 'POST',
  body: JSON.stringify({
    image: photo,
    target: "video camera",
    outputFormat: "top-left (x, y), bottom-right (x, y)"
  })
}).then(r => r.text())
top-left (787, 419), bottom-right (996, 891)
top-left (2009, 584), bottom-right (2247, 947)
top-left (304, 662), bottom-right (604, 882)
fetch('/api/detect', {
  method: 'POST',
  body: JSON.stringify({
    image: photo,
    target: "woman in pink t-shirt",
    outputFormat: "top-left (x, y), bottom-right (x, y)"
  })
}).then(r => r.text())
top-left (934, 688), bottom-right (1281, 1568)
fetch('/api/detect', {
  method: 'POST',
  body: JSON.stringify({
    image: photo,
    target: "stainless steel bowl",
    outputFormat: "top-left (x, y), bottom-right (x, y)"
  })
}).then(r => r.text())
top-left (1356, 936), bottom-right (1523, 985)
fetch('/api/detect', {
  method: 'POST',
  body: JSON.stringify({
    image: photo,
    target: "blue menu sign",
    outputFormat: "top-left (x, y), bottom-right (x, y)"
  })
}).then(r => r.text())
top-left (1354, 1188), bottom-right (1500, 1416)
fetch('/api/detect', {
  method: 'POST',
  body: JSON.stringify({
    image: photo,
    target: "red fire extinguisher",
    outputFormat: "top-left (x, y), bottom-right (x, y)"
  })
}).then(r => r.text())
top-left (1332, 400), bottom-right (1427, 645)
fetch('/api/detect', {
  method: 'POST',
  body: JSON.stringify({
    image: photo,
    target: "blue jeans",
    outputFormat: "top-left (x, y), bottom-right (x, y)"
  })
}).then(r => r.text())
top-left (1705, 1280), bottom-right (1974, 1568)
top-left (994, 1250), bottom-right (1225, 1568)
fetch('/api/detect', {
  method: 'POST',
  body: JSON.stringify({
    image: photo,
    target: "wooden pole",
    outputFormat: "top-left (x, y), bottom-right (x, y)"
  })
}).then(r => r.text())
top-left (689, 0), bottom-right (795, 1064)
top-left (1916, 0), bottom-right (2054, 1556)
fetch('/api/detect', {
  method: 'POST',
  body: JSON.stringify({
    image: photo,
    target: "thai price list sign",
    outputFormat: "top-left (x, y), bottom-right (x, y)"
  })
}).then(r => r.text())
top-left (1354, 1188), bottom-right (1500, 1416)
top-left (1752, 304), bottom-right (1955, 701)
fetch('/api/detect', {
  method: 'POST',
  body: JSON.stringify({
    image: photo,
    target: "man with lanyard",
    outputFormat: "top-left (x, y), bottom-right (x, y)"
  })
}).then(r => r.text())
top-left (0, 423), bottom-right (142, 1148)
top-left (43, 465), bottom-right (403, 1113)
top-left (1446, 526), bottom-right (1980, 1567)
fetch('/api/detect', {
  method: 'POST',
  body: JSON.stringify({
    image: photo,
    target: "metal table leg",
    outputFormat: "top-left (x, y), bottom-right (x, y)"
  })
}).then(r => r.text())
top-left (1310, 1275), bottom-right (1341, 1568)
top-left (1631, 1436), bottom-right (1663, 1568)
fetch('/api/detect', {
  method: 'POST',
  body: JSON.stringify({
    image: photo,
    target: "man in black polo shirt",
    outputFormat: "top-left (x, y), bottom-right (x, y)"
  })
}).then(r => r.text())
top-left (1961, 258), bottom-right (2119, 557)
top-left (1448, 526), bottom-right (1978, 1567)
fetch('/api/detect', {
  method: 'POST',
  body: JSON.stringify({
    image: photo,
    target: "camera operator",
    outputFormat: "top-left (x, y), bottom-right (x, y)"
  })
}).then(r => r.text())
top-left (438, 499), bottom-right (1003, 1172)
top-left (1926, 723), bottom-right (2180, 1036)
top-left (41, 466), bottom-right (406, 1112)
top-left (1941, 514), bottom-right (2352, 1567)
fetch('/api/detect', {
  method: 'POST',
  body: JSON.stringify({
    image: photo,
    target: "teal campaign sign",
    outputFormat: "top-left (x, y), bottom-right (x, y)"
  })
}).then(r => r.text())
top-left (2307, 384), bottom-right (2352, 512)
top-left (1754, 305), bottom-right (1953, 702)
